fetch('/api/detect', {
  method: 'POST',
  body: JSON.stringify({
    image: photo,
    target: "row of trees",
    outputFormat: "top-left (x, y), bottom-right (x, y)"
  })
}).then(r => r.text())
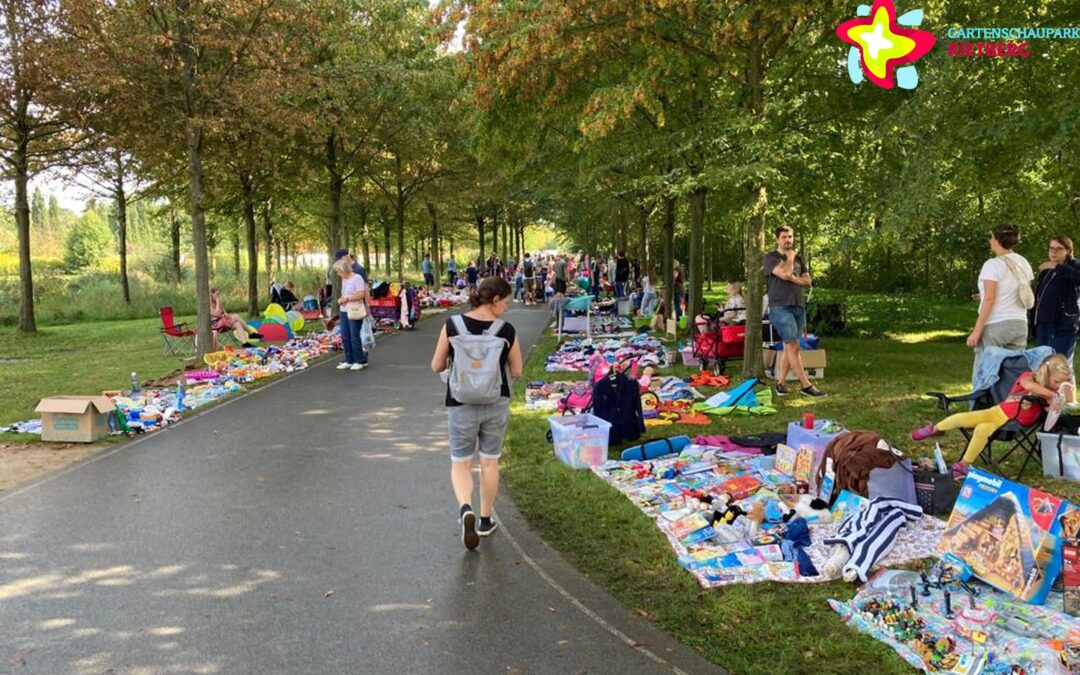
top-left (448, 0), bottom-right (1080, 375)
top-left (5, 1), bottom-right (1079, 371)
top-left (0, 0), bottom-right (526, 355)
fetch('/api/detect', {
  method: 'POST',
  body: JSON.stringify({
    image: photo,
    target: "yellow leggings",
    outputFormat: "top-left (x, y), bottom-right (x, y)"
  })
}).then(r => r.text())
top-left (936, 406), bottom-right (1010, 463)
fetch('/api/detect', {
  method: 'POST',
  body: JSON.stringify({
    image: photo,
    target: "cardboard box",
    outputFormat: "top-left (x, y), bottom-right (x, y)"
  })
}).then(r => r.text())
top-left (1064, 538), bottom-right (1080, 617)
top-left (936, 468), bottom-right (1070, 605)
top-left (763, 348), bottom-right (826, 380)
top-left (35, 395), bottom-right (115, 443)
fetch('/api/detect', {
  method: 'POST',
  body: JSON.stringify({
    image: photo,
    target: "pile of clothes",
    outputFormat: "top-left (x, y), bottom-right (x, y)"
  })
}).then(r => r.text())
top-left (421, 288), bottom-right (470, 309)
top-left (545, 335), bottom-right (673, 373)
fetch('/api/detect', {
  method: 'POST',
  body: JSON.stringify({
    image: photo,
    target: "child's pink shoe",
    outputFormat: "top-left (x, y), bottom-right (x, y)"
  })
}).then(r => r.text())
top-left (951, 462), bottom-right (969, 479)
top-left (910, 423), bottom-right (944, 442)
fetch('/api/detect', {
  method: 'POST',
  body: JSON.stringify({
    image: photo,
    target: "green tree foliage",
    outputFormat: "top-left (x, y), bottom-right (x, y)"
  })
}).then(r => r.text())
top-left (64, 209), bottom-right (111, 271)
top-left (30, 186), bottom-right (44, 229)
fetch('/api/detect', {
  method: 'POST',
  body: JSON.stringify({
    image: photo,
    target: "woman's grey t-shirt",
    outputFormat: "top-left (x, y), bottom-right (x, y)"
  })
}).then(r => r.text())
top-left (762, 250), bottom-right (808, 308)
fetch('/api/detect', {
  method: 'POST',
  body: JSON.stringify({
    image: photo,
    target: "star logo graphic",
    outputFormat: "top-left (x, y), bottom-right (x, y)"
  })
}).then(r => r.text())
top-left (837, 0), bottom-right (935, 89)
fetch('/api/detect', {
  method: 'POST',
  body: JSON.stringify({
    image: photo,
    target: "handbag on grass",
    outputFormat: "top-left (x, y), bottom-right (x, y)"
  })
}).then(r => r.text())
top-left (913, 471), bottom-right (959, 516)
top-left (346, 301), bottom-right (368, 321)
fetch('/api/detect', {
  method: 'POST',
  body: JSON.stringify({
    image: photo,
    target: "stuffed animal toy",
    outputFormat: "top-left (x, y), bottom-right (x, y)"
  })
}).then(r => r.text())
top-left (746, 501), bottom-right (766, 540)
top-left (711, 503), bottom-right (747, 528)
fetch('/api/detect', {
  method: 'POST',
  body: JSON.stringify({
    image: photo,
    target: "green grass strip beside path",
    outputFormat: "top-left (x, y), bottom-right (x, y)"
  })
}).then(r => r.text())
top-left (501, 329), bottom-right (1080, 674)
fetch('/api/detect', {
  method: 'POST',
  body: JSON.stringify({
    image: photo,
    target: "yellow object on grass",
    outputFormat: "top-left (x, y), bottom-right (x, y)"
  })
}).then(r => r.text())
top-left (263, 303), bottom-right (287, 324)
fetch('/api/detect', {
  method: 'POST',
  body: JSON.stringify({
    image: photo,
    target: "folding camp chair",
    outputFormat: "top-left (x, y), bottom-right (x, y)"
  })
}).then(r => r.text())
top-left (159, 306), bottom-right (196, 358)
top-left (925, 355), bottom-right (1047, 479)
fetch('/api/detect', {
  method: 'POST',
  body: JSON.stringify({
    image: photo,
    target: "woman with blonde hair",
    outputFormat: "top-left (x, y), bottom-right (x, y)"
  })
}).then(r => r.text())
top-left (334, 258), bottom-right (370, 371)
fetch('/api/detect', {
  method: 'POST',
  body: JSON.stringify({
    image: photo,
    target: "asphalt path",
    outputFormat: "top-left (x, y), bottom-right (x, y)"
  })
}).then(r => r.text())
top-left (0, 305), bottom-right (723, 674)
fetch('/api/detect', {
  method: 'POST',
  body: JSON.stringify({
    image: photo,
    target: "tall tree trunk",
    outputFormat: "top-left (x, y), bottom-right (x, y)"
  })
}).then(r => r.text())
top-left (661, 195), bottom-right (676, 316)
top-left (476, 210), bottom-right (485, 262)
top-left (688, 184), bottom-right (707, 322)
top-left (185, 123), bottom-right (211, 355)
top-left (638, 202), bottom-right (649, 272)
top-left (276, 239), bottom-right (282, 272)
top-left (178, 1), bottom-right (212, 355)
top-left (491, 210), bottom-right (499, 260)
top-left (427, 201), bottom-right (439, 279)
top-left (13, 123), bottom-right (34, 333)
top-left (232, 226), bottom-right (240, 276)
top-left (326, 134), bottom-right (344, 299)
top-left (359, 206), bottom-right (371, 272)
top-left (114, 153), bottom-right (131, 304)
top-left (741, 34), bottom-right (767, 378)
top-left (395, 177), bottom-right (406, 279)
top-left (381, 207), bottom-right (392, 276)
top-left (241, 176), bottom-right (259, 315)
top-left (171, 209), bottom-right (182, 284)
top-left (501, 212), bottom-right (507, 260)
top-left (261, 203), bottom-right (273, 293)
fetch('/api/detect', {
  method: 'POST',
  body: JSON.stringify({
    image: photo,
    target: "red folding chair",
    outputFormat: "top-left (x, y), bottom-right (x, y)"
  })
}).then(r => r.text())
top-left (159, 306), bottom-right (196, 358)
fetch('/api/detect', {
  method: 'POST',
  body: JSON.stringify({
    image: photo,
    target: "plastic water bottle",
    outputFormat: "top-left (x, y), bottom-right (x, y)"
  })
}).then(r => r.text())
top-left (130, 372), bottom-right (141, 393)
top-left (176, 381), bottom-right (185, 412)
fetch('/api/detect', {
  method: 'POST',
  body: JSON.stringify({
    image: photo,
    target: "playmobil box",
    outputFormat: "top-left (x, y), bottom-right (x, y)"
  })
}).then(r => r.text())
top-left (936, 468), bottom-right (1069, 605)
top-left (1063, 506), bottom-right (1080, 617)
top-left (1065, 538), bottom-right (1080, 617)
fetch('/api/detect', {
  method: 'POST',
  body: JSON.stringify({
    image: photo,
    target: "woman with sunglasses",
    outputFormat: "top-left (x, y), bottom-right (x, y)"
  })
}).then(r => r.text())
top-left (1035, 235), bottom-right (1080, 359)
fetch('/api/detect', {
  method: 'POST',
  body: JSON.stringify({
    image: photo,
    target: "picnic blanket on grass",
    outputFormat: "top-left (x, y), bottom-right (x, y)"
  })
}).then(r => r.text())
top-left (830, 569), bottom-right (1080, 673)
top-left (592, 448), bottom-right (944, 589)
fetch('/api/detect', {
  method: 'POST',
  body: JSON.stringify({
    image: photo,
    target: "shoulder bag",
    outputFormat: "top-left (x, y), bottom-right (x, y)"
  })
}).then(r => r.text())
top-left (346, 301), bottom-right (368, 321)
top-left (1001, 255), bottom-right (1035, 309)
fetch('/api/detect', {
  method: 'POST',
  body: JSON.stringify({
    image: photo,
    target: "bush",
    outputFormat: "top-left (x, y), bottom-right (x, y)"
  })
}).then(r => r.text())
top-left (64, 211), bottom-right (112, 272)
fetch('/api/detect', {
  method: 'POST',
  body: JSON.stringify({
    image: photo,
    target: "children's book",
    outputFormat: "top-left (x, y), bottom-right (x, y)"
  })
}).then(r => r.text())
top-left (669, 512), bottom-right (710, 540)
top-left (793, 444), bottom-right (816, 485)
top-left (774, 443), bottom-right (797, 475)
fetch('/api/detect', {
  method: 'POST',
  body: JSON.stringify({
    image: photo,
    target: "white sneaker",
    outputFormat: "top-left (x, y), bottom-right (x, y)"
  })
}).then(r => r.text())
top-left (350, 363), bottom-right (366, 371)
top-left (337, 362), bottom-right (352, 370)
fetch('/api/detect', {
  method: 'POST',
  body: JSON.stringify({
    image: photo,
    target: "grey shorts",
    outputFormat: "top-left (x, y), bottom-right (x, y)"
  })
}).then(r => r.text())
top-left (447, 401), bottom-right (510, 462)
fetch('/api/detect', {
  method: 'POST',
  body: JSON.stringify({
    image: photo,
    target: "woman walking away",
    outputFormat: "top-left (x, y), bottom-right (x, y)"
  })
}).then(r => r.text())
top-left (334, 259), bottom-right (370, 371)
top-left (967, 223), bottom-right (1034, 378)
top-left (911, 354), bottom-right (1074, 477)
top-left (1035, 235), bottom-right (1080, 360)
top-left (431, 277), bottom-right (523, 550)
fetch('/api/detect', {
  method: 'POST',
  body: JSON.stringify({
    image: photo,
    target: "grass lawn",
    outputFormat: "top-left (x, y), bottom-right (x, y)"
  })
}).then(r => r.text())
top-left (502, 293), bottom-right (1080, 675)
top-left (0, 317), bottom-right (196, 431)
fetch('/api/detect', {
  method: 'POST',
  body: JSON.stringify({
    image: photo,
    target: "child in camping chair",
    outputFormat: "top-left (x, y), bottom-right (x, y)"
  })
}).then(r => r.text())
top-left (910, 353), bottom-right (1075, 476)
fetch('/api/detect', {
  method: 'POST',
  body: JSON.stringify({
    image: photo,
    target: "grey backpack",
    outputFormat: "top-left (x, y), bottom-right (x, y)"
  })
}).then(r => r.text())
top-left (448, 315), bottom-right (509, 405)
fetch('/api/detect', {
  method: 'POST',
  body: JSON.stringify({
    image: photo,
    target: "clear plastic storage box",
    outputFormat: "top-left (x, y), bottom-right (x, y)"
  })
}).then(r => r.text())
top-left (548, 414), bottom-right (612, 469)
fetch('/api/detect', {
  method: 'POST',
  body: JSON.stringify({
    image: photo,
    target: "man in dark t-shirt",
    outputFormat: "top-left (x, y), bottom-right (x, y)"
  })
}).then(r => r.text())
top-left (762, 225), bottom-right (824, 398)
top-left (615, 251), bottom-right (630, 298)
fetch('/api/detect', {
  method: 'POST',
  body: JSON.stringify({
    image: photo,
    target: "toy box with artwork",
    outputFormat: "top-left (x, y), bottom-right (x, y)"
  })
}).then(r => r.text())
top-left (1063, 505), bottom-right (1080, 617)
top-left (717, 474), bottom-right (762, 500)
top-left (935, 467), bottom-right (1069, 605)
